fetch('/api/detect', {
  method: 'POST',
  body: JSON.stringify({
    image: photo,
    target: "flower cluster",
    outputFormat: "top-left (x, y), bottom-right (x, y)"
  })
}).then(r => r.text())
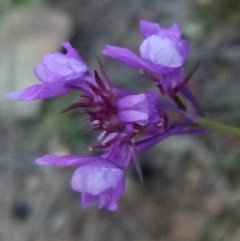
top-left (8, 20), bottom-right (205, 211)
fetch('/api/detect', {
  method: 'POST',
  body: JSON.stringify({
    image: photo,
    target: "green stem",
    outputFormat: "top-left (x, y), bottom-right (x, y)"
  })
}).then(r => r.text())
top-left (199, 117), bottom-right (240, 137)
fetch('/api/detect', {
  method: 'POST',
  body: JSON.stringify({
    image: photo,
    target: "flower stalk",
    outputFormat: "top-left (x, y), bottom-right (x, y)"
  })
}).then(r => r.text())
top-left (199, 118), bottom-right (240, 137)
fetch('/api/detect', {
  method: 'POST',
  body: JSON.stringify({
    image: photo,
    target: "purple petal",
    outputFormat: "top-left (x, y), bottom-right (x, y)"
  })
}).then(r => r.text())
top-left (136, 126), bottom-right (185, 153)
top-left (42, 54), bottom-right (86, 77)
top-left (41, 54), bottom-right (87, 82)
top-left (98, 182), bottom-right (124, 211)
top-left (34, 43), bottom-right (87, 84)
top-left (34, 64), bottom-right (62, 83)
top-left (71, 166), bottom-right (124, 195)
top-left (169, 24), bottom-right (182, 38)
top-left (157, 98), bottom-right (198, 123)
top-left (144, 91), bottom-right (160, 123)
top-left (179, 39), bottom-right (190, 59)
top-left (79, 172), bottom-right (125, 211)
top-left (36, 154), bottom-right (92, 166)
top-left (161, 68), bottom-right (184, 92)
top-left (103, 45), bottom-right (174, 75)
top-left (116, 92), bottom-right (160, 125)
top-left (103, 46), bottom-right (145, 68)
top-left (140, 20), bottom-right (161, 39)
top-left (118, 110), bottom-right (148, 123)
top-left (117, 94), bottom-right (145, 109)
top-left (64, 75), bottom-right (96, 96)
top-left (103, 141), bottom-right (132, 169)
top-left (158, 24), bottom-right (182, 38)
top-left (81, 193), bottom-right (98, 207)
top-left (140, 35), bottom-right (184, 67)
top-left (7, 83), bottom-right (69, 100)
top-left (113, 88), bottom-right (135, 98)
top-left (62, 42), bottom-right (83, 61)
top-left (36, 154), bottom-right (119, 168)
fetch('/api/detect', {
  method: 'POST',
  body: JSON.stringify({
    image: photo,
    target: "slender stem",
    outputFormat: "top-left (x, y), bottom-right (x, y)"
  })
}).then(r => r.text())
top-left (199, 117), bottom-right (240, 137)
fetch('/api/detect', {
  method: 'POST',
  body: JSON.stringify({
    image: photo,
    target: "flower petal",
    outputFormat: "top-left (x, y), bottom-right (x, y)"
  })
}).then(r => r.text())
top-left (118, 110), bottom-right (148, 123)
top-left (136, 125), bottom-right (186, 152)
top-left (140, 35), bottom-right (184, 67)
top-left (62, 42), bottom-right (84, 61)
top-left (41, 53), bottom-right (87, 82)
top-left (161, 67), bottom-right (184, 92)
top-left (103, 46), bottom-right (145, 68)
top-left (36, 154), bottom-right (119, 168)
top-left (103, 141), bottom-right (132, 169)
top-left (34, 65), bottom-right (59, 83)
top-left (158, 24), bottom-right (182, 38)
top-left (140, 20), bottom-right (161, 39)
top-left (71, 165), bottom-right (124, 195)
top-left (99, 182), bottom-right (124, 211)
top-left (81, 193), bottom-right (98, 207)
top-left (103, 45), bottom-right (174, 74)
top-left (117, 94), bottom-right (145, 109)
top-left (34, 42), bottom-right (87, 84)
top-left (36, 155), bottom-right (90, 166)
top-left (72, 165), bottom-right (125, 211)
top-left (7, 83), bottom-right (69, 100)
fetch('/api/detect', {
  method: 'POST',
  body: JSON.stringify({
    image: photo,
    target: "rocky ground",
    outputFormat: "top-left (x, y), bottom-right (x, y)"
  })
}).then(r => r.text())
top-left (1, 0), bottom-right (240, 240)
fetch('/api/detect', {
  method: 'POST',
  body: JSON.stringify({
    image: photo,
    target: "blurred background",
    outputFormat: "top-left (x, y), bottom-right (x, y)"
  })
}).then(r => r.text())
top-left (1, 0), bottom-right (240, 240)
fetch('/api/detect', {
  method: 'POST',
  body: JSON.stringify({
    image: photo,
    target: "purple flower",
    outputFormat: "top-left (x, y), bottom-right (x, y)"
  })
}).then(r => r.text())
top-left (6, 19), bottom-right (205, 212)
top-left (36, 140), bottom-right (132, 211)
top-left (117, 91), bottom-right (159, 125)
top-left (103, 20), bottom-right (189, 93)
top-left (103, 20), bottom-right (189, 73)
top-left (7, 42), bottom-right (90, 100)
top-left (64, 71), bottom-right (160, 135)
